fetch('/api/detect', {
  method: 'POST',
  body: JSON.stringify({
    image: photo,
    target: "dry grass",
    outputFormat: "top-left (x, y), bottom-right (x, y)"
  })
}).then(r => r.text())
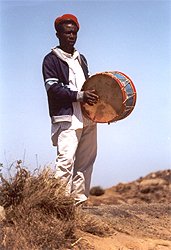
top-left (0, 162), bottom-right (112, 249)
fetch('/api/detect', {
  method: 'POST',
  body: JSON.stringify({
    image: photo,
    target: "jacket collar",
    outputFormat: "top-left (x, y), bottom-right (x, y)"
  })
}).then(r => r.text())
top-left (52, 47), bottom-right (80, 62)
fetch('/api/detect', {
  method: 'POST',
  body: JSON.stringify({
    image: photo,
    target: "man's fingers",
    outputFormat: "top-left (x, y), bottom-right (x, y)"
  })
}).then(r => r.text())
top-left (83, 89), bottom-right (99, 105)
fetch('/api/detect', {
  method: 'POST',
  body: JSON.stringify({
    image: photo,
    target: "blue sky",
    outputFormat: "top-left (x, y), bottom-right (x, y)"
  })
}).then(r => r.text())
top-left (0, 0), bottom-right (170, 187)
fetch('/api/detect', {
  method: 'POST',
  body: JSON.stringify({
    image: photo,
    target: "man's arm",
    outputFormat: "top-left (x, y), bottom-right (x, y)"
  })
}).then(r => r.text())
top-left (42, 53), bottom-right (99, 105)
top-left (42, 54), bottom-right (78, 103)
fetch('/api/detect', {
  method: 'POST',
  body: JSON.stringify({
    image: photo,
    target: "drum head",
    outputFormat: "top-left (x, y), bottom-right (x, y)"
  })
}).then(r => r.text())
top-left (81, 73), bottom-right (124, 123)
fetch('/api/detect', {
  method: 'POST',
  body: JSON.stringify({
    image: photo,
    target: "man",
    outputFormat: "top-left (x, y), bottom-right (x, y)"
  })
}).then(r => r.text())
top-left (42, 14), bottom-right (99, 205)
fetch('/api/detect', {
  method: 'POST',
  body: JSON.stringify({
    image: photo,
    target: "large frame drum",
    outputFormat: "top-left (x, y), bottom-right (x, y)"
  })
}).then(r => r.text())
top-left (81, 71), bottom-right (137, 123)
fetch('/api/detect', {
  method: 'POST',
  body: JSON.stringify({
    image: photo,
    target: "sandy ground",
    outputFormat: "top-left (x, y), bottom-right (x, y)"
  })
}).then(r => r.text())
top-left (83, 233), bottom-right (171, 250)
top-left (80, 203), bottom-right (171, 250)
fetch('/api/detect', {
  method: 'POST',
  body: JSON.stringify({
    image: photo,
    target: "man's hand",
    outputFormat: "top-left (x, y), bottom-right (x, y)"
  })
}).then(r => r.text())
top-left (83, 89), bottom-right (99, 105)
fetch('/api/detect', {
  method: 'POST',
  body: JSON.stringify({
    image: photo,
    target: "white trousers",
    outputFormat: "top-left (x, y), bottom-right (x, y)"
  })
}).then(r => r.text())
top-left (54, 124), bottom-right (97, 205)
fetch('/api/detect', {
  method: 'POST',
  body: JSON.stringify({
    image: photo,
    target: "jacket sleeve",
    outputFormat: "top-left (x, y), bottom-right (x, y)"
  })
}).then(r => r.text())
top-left (42, 54), bottom-right (78, 103)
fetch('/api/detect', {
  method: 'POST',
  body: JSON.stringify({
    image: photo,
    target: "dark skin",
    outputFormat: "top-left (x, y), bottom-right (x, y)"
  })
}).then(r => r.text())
top-left (56, 21), bottom-right (99, 106)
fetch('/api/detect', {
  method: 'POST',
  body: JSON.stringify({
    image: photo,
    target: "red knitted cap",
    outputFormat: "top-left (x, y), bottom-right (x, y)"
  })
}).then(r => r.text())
top-left (54, 14), bottom-right (80, 31)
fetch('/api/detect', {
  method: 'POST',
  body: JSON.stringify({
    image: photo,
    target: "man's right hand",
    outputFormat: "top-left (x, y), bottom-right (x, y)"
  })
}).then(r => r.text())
top-left (83, 89), bottom-right (99, 106)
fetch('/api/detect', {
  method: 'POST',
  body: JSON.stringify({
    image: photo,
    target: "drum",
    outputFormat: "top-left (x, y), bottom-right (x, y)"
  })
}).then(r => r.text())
top-left (81, 71), bottom-right (137, 123)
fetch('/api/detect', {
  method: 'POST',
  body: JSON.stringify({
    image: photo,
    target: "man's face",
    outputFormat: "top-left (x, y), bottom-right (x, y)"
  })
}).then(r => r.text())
top-left (57, 22), bottom-right (78, 53)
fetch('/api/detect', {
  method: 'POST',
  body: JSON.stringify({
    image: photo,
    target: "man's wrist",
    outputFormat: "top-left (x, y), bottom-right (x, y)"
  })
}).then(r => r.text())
top-left (77, 91), bottom-right (84, 102)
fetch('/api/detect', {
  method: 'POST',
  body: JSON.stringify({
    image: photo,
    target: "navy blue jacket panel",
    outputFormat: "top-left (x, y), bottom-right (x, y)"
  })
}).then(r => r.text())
top-left (42, 51), bottom-right (89, 118)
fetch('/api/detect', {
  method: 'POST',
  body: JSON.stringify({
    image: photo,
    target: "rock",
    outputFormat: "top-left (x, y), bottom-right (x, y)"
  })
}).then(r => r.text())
top-left (0, 205), bottom-right (5, 221)
top-left (139, 178), bottom-right (167, 186)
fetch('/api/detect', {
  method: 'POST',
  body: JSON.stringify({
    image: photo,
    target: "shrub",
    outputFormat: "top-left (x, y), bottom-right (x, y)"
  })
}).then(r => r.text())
top-left (0, 163), bottom-right (76, 249)
top-left (0, 163), bottom-right (112, 249)
top-left (90, 186), bottom-right (105, 196)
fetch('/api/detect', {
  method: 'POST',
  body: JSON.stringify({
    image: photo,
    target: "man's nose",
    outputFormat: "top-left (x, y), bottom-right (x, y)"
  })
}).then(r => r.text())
top-left (70, 33), bottom-right (74, 37)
